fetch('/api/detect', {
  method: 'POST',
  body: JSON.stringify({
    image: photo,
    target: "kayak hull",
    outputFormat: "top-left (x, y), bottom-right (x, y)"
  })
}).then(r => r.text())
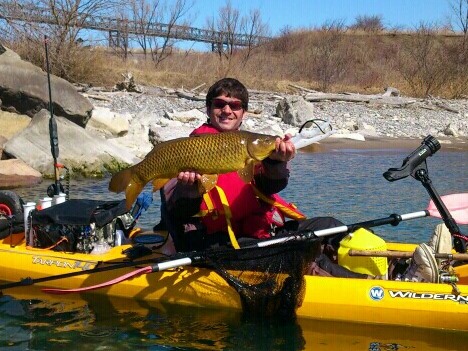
top-left (1, 234), bottom-right (467, 331)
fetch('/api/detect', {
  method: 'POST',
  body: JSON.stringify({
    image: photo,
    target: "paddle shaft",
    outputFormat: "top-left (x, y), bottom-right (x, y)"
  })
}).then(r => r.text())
top-left (254, 210), bottom-right (430, 248)
top-left (349, 249), bottom-right (468, 261)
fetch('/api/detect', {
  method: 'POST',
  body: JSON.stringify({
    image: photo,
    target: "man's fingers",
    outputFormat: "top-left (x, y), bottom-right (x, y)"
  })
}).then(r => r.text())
top-left (177, 171), bottom-right (201, 184)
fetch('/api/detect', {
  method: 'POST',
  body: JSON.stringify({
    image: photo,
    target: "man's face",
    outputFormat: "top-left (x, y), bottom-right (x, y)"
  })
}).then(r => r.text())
top-left (207, 95), bottom-right (245, 132)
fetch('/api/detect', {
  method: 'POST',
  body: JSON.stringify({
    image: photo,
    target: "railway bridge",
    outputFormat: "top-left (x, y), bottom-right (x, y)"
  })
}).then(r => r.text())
top-left (0, 1), bottom-right (270, 49)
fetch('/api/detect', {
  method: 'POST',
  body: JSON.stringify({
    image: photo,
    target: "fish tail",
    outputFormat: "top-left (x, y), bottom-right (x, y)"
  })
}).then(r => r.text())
top-left (109, 167), bottom-right (144, 210)
top-left (124, 180), bottom-right (144, 211)
top-left (109, 168), bottom-right (133, 193)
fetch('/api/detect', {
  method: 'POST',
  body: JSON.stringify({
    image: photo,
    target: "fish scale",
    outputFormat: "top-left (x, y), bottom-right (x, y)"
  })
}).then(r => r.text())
top-left (109, 131), bottom-right (278, 209)
top-left (138, 132), bottom-right (250, 179)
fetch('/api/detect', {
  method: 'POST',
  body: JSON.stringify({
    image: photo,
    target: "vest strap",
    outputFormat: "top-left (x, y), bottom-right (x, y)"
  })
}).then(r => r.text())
top-left (215, 185), bottom-right (240, 249)
top-left (251, 185), bottom-right (306, 220)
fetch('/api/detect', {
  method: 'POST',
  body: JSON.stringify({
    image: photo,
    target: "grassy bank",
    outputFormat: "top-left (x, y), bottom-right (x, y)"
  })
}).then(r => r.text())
top-left (4, 29), bottom-right (468, 98)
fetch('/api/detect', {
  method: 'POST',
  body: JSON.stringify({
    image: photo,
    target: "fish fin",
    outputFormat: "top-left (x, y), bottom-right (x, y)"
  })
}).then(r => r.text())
top-left (237, 159), bottom-right (256, 183)
top-left (125, 180), bottom-right (145, 211)
top-left (109, 168), bottom-right (133, 193)
top-left (152, 178), bottom-right (170, 191)
top-left (198, 174), bottom-right (218, 193)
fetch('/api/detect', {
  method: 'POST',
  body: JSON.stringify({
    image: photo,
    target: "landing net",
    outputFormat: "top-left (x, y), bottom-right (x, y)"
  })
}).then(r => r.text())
top-left (202, 238), bottom-right (321, 319)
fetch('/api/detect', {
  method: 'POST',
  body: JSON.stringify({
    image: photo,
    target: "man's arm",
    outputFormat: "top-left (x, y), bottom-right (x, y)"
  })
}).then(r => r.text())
top-left (163, 177), bottom-right (202, 220)
top-left (254, 158), bottom-right (289, 195)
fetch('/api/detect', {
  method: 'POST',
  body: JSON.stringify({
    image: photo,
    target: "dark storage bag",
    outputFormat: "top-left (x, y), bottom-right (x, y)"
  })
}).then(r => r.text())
top-left (30, 199), bottom-right (134, 253)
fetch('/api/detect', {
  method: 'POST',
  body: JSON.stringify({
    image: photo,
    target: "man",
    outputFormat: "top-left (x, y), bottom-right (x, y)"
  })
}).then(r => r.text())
top-left (160, 77), bottom-right (442, 282)
top-left (161, 77), bottom-right (309, 251)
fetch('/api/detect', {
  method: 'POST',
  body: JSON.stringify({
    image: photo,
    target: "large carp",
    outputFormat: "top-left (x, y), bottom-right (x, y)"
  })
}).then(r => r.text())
top-left (109, 131), bottom-right (279, 210)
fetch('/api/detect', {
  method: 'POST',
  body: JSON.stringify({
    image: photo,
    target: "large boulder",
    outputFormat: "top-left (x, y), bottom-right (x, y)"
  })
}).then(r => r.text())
top-left (0, 44), bottom-right (93, 126)
top-left (85, 106), bottom-right (130, 137)
top-left (3, 109), bottom-right (140, 177)
top-left (276, 96), bottom-right (314, 127)
top-left (0, 110), bottom-right (31, 139)
top-left (0, 159), bottom-right (42, 189)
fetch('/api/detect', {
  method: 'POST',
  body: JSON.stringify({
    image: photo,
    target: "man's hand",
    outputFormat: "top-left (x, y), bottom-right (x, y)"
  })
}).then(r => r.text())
top-left (177, 171), bottom-right (201, 185)
top-left (269, 134), bottom-right (296, 162)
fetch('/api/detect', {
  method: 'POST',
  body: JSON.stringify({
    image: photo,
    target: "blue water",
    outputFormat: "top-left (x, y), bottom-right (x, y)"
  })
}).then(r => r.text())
top-left (3, 148), bottom-right (468, 350)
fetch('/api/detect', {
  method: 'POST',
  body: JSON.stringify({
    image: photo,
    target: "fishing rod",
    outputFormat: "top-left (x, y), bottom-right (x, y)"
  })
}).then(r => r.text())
top-left (44, 35), bottom-right (67, 198)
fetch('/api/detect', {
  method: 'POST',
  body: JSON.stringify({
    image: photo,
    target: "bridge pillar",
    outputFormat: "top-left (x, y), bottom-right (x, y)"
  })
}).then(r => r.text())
top-left (211, 42), bottom-right (227, 53)
top-left (108, 30), bottom-right (128, 49)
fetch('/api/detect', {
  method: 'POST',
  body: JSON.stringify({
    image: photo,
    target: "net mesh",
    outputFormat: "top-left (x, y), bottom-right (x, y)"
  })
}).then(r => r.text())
top-left (202, 238), bottom-right (321, 319)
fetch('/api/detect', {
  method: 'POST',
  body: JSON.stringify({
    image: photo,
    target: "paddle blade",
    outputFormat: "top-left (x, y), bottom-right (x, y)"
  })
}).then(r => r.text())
top-left (427, 193), bottom-right (468, 224)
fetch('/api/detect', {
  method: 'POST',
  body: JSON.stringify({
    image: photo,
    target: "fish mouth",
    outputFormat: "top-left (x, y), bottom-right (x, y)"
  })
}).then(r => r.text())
top-left (248, 136), bottom-right (277, 161)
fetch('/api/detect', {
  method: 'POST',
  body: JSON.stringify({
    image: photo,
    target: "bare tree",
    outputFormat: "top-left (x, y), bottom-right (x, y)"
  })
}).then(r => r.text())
top-left (207, 0), bottom-right (270, 65)
top-left (239, 8), bottom-right (270, 63)
top-left (207, 0), bottom-right (240, 61)
top-left (149, 0), bottom-right (193, 65)
top-left (350, 15), bottom-right (385, 33)
top-left (397, 23), bottom-right (450, 97)
top-left (127, 0), bottom-right (192, 65)
top-left (309, 20), bottom-right (349, 92)
top-left (1, 0), bottom-right (126, 80)
top-left (111, 10), bottom-right (131, 60)
top-left (449, 0), bottom-right (468, 36)
top-left (128, 0), bottom-right (161, 58)
top-left (447, 0), bottom-right (468, 96)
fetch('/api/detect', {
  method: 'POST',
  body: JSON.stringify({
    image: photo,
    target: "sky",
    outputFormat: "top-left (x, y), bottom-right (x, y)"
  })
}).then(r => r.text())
top-left (190, 0), bottom-right (455, 35)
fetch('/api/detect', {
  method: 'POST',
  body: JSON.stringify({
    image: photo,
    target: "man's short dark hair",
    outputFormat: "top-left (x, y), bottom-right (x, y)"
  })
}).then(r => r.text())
top-left (206, 78), bottom-right (249, 111)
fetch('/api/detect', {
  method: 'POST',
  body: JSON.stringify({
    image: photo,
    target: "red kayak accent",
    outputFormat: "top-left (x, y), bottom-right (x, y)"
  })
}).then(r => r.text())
top-left (42, 265), bottom-right (153, 294)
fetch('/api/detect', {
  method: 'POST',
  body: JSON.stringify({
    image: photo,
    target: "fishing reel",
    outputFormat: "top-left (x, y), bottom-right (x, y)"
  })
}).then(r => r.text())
top-left (46, 183), bottom-right (65, 198)
top-left (46, 163), bottom-right (70, 199)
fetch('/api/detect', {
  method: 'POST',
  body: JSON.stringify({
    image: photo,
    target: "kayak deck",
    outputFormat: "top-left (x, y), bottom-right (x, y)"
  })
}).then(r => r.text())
top-left (0, 233), bottom-right (467, 331)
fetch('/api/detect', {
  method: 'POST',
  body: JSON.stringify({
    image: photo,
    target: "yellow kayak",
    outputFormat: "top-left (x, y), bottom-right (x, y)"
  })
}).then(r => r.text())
top-left (0, 232), bottom-right (467, 331)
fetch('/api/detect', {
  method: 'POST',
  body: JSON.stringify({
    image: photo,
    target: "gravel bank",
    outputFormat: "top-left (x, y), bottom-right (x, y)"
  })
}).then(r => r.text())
top-left (89, 86), bottom-right (468, 151)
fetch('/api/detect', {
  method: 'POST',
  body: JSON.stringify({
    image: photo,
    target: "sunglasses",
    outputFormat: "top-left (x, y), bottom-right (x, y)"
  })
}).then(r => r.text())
top-left (211, 98), bottom-right (243, 111)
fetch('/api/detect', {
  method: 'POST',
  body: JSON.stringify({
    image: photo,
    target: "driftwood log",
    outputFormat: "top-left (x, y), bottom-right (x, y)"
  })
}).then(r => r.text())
top-left (304, 92), bottom-right (418, 107)
top-left (175, 89), bottom-right (205, 101)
